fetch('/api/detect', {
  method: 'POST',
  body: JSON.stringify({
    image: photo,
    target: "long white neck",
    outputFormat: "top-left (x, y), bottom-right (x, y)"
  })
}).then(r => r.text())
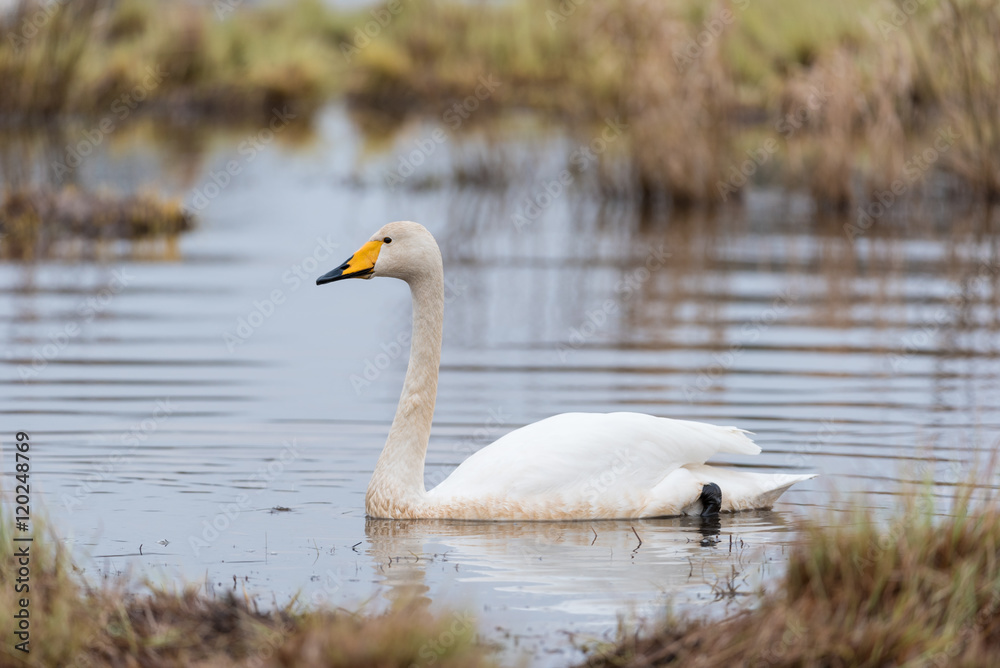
top-left (365, 263), bottom-right (444, 516)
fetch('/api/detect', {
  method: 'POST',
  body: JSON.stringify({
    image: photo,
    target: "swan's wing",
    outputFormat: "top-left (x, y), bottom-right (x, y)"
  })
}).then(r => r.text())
top-left (427, 412), bottom-right (760, 502)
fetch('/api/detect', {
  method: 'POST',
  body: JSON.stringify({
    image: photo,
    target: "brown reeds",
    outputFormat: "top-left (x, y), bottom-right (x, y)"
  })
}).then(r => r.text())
top-left (2, 0), bottom-right (999, 207)
top-left (0, 187), bottom-right (192, 259)
top-left (343, 0), bottom-right (999, 209)
top-left (8, 484), bottom-right (1000, 666)
top-left (929, 0), bottom-right (1000, 200)
top-left (0, 0), bottom-right (105, 120)
top-left (0, 0), bottom-right (342, 123)
top-left (0, 515), bottom-right (491, 668)
top-left (584, 484), bottom-right (1000, 667)
top-left (609, 1), bottom-right (738, 210)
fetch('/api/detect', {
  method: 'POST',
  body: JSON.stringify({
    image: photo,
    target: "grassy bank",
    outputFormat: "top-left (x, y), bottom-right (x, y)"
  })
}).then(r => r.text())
top-left (345, 0), bottom-right (1000, 208)
top-left (4, 488), bottom-right (1000, 666)
top-left (0, 516), bottom-right (490, 667)
top-left (2, 0), bottom-right (998, 210)
top-left (584, 487), bottom-right (1000, 667)
top-left (0, 0), bottom-right (351, 122)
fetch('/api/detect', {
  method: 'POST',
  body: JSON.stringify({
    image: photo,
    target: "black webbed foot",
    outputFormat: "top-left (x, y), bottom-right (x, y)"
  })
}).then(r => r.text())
top-left (699, 482), bottom-right (722, 517)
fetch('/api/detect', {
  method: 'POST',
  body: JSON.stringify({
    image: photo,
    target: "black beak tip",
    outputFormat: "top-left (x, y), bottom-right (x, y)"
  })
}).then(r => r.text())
top-left (316, 272), bottom-right (339, 286)
top-left (317, 259), bottom-right (373, 286)
top-left (316, 264), bottom-right (348, 286)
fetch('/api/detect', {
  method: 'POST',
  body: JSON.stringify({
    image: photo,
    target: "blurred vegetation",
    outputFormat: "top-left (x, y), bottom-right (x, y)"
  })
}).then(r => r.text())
top-left (0, 186), bottom-right (191, 260)
top-left (585, 485), bottom-right (1000, 667)
top-left (7, 485), bottom-right (1000, 666)
top-left (0, 514), bottom-right (492, 668)
top-left (0, 0), bottom-right (352, 121)
top-left (342, 0), bottom-right (1000, 208)
top-left (1, 0), bottom-right (998, 210)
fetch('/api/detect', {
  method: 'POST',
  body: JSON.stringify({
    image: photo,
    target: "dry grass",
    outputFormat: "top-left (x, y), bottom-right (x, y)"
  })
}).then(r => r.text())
top-left (0, 0), bottom-right (103, 120)
top-left (0, 515), bottom-right (491, 668)
top-left (345, 0), bottom-right (999, 208)
top-left (928, 0), bottom-right (1000, 200)
top-left (0, 0), bottom-right (348, 122)
top-left (2, 0), bottom-right (999, 207)
top-left (595, 2), bottom-right (738, 210)
top-left (0, 187), bottom-right (192, 259)
top-left (7, 487), bottom-right (1000, 666)
top-left (583, 486), bottom-right (1000, 667)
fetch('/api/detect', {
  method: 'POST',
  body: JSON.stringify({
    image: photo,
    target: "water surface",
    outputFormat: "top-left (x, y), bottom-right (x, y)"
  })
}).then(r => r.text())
top-left (2, 105), bottom-right (999, 665)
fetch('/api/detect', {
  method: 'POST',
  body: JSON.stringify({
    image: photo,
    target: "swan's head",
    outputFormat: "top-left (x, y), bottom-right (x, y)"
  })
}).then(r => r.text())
top-left (316, 221), bottom-right (441, 285)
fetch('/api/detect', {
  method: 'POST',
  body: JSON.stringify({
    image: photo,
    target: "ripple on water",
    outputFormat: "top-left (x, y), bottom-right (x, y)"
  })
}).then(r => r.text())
top-left (1, 106), bottom-right (998, 665)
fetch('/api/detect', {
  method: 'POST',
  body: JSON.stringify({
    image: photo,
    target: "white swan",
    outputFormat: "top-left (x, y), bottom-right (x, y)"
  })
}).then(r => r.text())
top-left (317, 221), bottom-right (815, 520)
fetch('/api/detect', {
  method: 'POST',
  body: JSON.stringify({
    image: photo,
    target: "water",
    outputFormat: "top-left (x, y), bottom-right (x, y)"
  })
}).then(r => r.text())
top-left (2, 105), bottom-right (999, 665)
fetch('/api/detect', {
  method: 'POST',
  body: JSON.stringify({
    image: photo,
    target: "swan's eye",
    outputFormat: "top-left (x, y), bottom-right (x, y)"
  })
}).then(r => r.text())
top-left (383, 237), bottom-right (392, 244)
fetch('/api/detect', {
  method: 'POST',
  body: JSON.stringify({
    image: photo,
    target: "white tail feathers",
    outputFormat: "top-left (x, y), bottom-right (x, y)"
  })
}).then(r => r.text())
top-left (717, 427), bottom-right (761, 456)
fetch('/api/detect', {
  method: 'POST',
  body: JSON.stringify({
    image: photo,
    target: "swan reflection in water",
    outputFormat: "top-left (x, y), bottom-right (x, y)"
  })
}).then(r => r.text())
top-left (363, 511), bottom-right (799, 614)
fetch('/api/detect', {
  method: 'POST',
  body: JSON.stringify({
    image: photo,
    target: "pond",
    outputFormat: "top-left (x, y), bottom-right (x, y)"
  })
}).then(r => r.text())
top-left (2, 104), bottom-right (999, 666)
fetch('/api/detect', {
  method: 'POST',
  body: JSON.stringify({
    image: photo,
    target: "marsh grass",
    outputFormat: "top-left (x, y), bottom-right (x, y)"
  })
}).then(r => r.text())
top-left (3, 0), bottom-right (999, 208)
top-left (0, 0), bottom-right (104, 120)
top-left (928, 0), bottom-right (1000, 200)
top-left (584, 483), bottom-right (1000, 667)
top-left (0, 0), bottom-right (348, 122)
top-left (0, 514), bottom-right (491, 668)
top-left (0, 187), bottom-right (192, 259)
top-left (7, 483), bottom-right (1000, 666)
top-left (344, 0), bottom-right (1000, 209)
top-left (600, 2), bottom-right (738, 210)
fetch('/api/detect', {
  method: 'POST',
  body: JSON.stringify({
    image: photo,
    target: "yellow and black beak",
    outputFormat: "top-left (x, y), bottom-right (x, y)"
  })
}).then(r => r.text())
top-left (316, 239), bottom-right (383, 285)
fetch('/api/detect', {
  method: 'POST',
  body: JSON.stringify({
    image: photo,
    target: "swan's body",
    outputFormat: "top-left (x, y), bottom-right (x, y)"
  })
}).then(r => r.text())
top-left (317, 222), bottom-right (815, 520)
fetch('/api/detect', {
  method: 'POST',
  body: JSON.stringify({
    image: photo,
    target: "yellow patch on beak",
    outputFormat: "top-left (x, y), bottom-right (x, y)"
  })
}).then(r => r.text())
top-left (316, 239), bottom-right (383, 285)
